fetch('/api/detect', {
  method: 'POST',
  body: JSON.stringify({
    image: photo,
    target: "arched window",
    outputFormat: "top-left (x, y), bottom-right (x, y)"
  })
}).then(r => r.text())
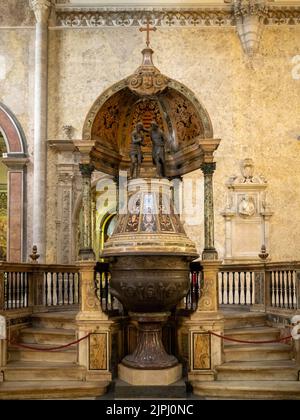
top-left (0, 103), bottom-right (28, 262)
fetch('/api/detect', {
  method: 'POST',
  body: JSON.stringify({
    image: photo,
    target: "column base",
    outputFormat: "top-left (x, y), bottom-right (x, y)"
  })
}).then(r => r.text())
top-left (118, 363), bottom-right (182, 386)
top-left (79, 248), bottom-right (96, 261)
top-left (122, 312), bottom-right (178, 370)
top-left (202, 248), bottom-right (218, 260)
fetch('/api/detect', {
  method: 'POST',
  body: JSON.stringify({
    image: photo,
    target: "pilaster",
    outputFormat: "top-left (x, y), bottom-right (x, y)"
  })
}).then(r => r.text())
top-left (2, 157), bottom-right (29, 262)
top-left (183, 260), bottom-right (224, 382)
top-left (76, 261), bottom-right (116, 382)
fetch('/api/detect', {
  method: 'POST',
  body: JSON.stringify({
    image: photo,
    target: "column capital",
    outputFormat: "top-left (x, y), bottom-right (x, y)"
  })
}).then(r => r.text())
top-left (79, 163), bottom-right (95, 178)
top-left (73, 140), bottom-right (95, 165)
top-left (200, 162), bottom-right (216, 176)
top-left (30, 0), bottom-right (54, 24)
top-left (199, 138), bottom-right (221, 163)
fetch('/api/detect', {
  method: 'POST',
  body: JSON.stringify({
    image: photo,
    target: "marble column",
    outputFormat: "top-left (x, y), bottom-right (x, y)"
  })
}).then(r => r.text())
top-left (30, 0), bottom-right (53, 262)
top-left (79, 164), bottom-right (95, 260)
top-left (200, 162), bottom-right (218, 260)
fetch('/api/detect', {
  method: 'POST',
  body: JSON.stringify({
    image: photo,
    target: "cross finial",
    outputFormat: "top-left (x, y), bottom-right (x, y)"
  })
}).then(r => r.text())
top-left (139, 18), bottom-right (157, 48)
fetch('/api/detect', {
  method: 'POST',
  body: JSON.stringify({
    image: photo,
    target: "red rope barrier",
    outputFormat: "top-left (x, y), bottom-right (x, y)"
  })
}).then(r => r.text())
top-left (208, 330), bottom-right (293, 345)
top-left (7, 333), bottom-right (91, 352)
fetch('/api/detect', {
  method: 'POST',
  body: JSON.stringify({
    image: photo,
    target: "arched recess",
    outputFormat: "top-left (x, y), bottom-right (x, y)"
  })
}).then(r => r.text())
top-left (82, 77), bottom-right (214, 178)
top-left (82, 78), bottom-right (213, 141)
top-left (72, 174), bottom-right (117, 262)
top-left (0, 103), bottom-right (28, 262)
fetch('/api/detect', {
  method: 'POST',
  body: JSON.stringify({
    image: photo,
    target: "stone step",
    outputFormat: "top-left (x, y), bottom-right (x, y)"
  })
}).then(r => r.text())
top-left (0, 381), bottom-right (109, 400)
top-left (224, 344), bottom-right (291, 362)
top-left (192, 381), bottom-right (300, 400)
top-left (113, 379), bottom-right (187, 399)
top-left (223, 312), bottom-right (267, 329)
top-left (3, 362), bottom-right (86, 382)
top-left (20, 328), bottom-right (76, 345)
top-left (31, 312), bottom-right (77, 330)
top-left (8, 346), bottom-right (77, 364)
top-left (216, 360), bottom-right (299, 381)
top-left (223, 327), bottom-right (281, 346)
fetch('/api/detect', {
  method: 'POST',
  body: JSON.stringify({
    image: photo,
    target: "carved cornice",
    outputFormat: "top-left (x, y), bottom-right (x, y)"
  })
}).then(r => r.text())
top-left (54, 5), bottom-right (300, 27)
top-left (30, 0), bottom-right (54, 24)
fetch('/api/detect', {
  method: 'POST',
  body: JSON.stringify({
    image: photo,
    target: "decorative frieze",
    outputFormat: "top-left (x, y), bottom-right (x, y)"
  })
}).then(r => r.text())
top-left (54, 6), bottom-right (300, 28)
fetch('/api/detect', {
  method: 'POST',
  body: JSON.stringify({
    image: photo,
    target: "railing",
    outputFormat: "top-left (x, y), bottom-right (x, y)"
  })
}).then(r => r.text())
top-left (94, 262), bottom-right (124, 315)
top-left (44, 270), bottom-right (80, 307)
top-left (219, 270), bottom-right (255, 306)
top-left (0, 263), bottom-right (80, 312)
top-left (185, 262), bottom-right (202, 311)
top-left (267, 263), bottom-right (300, 311)
top-left (4, 271), bottom-right (29, 310)
top-left (1, 260), bottom-right (299, 318)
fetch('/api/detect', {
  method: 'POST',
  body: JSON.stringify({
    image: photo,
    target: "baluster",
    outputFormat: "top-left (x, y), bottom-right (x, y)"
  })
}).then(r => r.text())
top-left (99, 272), bottom-right (103, 305)
top-left (232, 272), bottom-right (236, 304)
top-left (5, 272), bottom-right (8, 310)
top-left (17, 272), bottom-right (21, 308)
top-left (62, 273), bottom-right (65, 305)
top-left (245, 272), bottom-right (249, 305)
top-left (44, 273), bottom-right (48, 306)
top-left (50, 272), bottom-right (54, 306)
top-left (189, 273), bottom-right (192, 311)
top-left (10, 273), bottom-right (14, 309)
top-left (193, 272), bottom-right (197, 309)
top-left (238, 271), bottom-right (242, 305)
top-left (74, 273), bottom-right (80, 303)
top-left (292, 271), bottom-right (297, 310)
top-left (225, 272), bottom-right (229, 304)
top-left (24, 273), bottom-right (27, 308)
top-left (13, 272), bottom-right (17, 309)
top-left (220, 272), bottom-right (224, 305)
top-left (55, 273), bottom-right (59, 306)
top-left (250, 272), bottom-right (253, 305)
top-left (67, 273), bottom-right (70, 305)
top-left (21, 273), bottom-right (24, 308)
top-left (196, 271), bottom-right (201, 306)
top-left (288, 271), bottom-right (292, 309)
top-left (71, 273), bottom-right (75, 305)
top-left (243, 272), bottom-right (247, 305)
top-left (275, 271), bottom-right (280, 308)
top-left (278, 271), bottom-right (282, 308)
top-left (283, 271), bottom-right (288, 308)
top-left (274, 271), bottom-right (278, 307)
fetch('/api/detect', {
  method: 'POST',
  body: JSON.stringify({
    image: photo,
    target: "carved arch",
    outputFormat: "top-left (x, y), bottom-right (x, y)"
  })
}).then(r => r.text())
top-left (0, 103), bottom-right (27, 155)
top-left (82, 78), bottom-right (213, 141)
top-left (0, 103), bottom-right (28, 262)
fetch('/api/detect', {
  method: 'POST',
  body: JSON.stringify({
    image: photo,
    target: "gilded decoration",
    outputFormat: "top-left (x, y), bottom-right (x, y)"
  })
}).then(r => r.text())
top-left (193, 333), bottom-right (211, 370)
top-left (88, 79), bottom-right (212, 177)
top-left (89, 333), bottom-right (107, 370)
top-left (162, 88), bottom-right (204, 148)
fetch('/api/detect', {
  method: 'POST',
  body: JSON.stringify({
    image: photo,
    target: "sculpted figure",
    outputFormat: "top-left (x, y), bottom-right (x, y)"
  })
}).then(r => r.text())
top-left (130, 122), bottom-right (147, 179)
top-left (149, 121), bottom-right (167, 178)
